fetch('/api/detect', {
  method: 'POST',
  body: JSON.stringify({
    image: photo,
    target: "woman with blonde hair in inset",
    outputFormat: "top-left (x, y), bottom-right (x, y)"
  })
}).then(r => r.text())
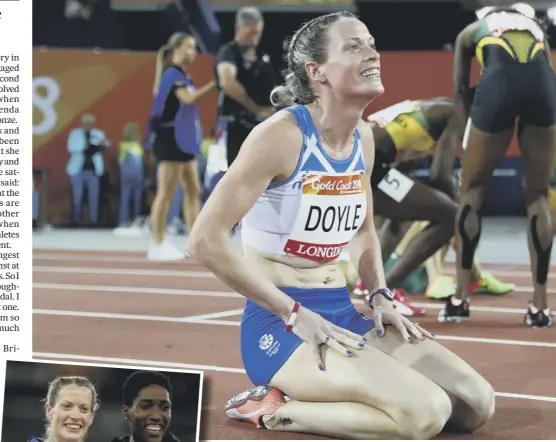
top-left (147, 32), bottom-right (215, 260)
top-left (28, 376), bottom-right (100, 442)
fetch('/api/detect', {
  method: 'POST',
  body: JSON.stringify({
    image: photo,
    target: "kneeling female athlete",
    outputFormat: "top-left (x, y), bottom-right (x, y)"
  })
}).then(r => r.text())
top-left (351, 97), bottom-right (514, 312)
top-left (451, 3), bottom-right (555, 327)
top-left (188, 12), bottom-right (494, 440)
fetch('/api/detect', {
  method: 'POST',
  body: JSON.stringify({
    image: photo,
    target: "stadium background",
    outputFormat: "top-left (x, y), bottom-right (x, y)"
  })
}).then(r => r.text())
top-left (1, 361), bottom-right (201, 442)
top-left (32, 0), bottom-right (556, 225)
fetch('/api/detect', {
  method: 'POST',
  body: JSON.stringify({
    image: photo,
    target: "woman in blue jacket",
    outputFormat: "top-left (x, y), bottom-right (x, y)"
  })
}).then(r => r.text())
top-left (146, 32), bottom-right (215, 260)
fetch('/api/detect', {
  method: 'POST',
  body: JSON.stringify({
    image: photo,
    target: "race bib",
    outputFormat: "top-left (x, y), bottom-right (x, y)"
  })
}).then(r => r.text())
top-left (377, 168), bottom-right (414, 203)
top-left (284, 173), bottom-right (367, 262)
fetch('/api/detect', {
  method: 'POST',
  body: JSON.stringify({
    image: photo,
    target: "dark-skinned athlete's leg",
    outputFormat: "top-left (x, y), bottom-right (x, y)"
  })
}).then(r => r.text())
top-left (518, 122), bottom-right (555, 327)
top-left (352, 177), bottom-right (455, 316)
top-left (374, 179), bottom-right (456, 287)
top-left (446, 124), bottom-right (513, 322)
top-left (377, 219), bottom-right (413, 262)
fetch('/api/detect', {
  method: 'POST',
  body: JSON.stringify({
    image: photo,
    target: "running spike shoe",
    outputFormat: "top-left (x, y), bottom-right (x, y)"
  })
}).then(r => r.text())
top-left (225, 385), bottom-right (287, 429)
top-left (524, 302), bottom-right (552, 328)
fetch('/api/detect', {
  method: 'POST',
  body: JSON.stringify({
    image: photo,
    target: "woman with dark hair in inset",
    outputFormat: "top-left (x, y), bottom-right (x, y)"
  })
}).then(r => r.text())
top-left (28, 376), bottom-right (99, 442)
top-left (111, 371), bottom-right (180, 442)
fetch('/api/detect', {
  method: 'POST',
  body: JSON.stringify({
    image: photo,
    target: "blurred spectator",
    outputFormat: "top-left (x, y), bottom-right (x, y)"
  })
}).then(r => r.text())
top-left (146, 32), bottom-right (215, 260)
top-left (33, 177), bottom-right (39, 226)
top-left (114, 122), bottom-right (146, 233)
top-left (214, 6), bottom-right (279, 167)
top-left (66, 113), bottom-right (109, 226)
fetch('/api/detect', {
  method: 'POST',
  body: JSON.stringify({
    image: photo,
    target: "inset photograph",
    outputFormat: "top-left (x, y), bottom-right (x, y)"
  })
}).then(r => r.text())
top-left (1, 360), bottom-right (202, 442)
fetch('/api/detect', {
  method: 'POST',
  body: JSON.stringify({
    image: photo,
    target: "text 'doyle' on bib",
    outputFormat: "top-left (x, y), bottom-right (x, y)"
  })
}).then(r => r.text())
top-left (283, 172), bottom-right (367, 262)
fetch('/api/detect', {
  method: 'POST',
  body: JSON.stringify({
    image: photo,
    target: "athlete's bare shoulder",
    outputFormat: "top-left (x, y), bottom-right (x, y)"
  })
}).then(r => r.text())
top-left (230, 109), bottom-right (303, 181)
top-left (255, 109), bottom-right (302, 146)
top-left (356, 119), bottom-right (376, 174)
top-left (456, 20), bottom-right (481, 47)
top-left (419, 98), bottom-right (454, 121)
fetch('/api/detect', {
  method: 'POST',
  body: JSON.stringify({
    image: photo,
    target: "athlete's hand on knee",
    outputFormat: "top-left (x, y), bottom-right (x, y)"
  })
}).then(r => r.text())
top-left (291, 306), bottom-right (367, 371)
top-left (371, 298), bottom-right (434, 342)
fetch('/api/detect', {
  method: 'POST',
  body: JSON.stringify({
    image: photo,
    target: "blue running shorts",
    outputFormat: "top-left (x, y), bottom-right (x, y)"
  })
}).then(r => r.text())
top-left (240, 286), bottom-right (375, 386)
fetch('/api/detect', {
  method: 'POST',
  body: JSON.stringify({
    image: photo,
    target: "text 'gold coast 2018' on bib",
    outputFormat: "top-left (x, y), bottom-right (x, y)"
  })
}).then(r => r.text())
top-left (284, 172), bottom-right (366, 262)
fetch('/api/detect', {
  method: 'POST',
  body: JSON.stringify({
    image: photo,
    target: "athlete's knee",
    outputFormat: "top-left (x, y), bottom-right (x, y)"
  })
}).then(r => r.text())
top-left (155, 179), bottom-right (178, 201)
top-left (153, 189), bottom-right (174, 204)
top-left (451, 373), bottom-right (495, 432)
top-left (431, 196), bottom-right (458, 226)
top-left (458, 186), bottom-right (484, 209)
top-left (390, 387), bottom-right (452, 439)
top-left (184, 178), bottom-right (202, 200)
top-left (524, 184), bottom-right (550, 208)
top-left (527, 196), bottom-right (552, 244)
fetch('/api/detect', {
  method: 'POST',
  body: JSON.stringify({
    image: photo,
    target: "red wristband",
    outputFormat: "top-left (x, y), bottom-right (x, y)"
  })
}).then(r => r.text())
top-left (285, 302), bottom-right (300, 332)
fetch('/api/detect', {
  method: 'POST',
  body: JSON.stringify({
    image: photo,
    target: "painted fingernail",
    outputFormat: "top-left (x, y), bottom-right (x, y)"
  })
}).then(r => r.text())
top-left (318, 364), bottom-right (324, 371)
top-left (362, 337), bottom-right (368, 342)
top-left (408, 337), bottom-right (414, 343)
top-left (376, 330), bottom-right (383, 337)
top-left (347, 351), bottom-right (354, 356)
top-left (358, 343), bottom-right (365, 348)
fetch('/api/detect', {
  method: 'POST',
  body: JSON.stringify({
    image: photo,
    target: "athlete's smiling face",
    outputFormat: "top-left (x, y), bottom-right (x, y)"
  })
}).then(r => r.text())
top-left (312, 17), bottom-right (384, 101)
top-left (125, 384), bottom-right (171, 442)
top-left (46, 384), bottom-right (95, 442)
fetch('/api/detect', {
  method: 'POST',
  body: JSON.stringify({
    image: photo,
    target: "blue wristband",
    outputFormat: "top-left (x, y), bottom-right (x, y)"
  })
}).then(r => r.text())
top-left (367, 288), bottom-right (393, 307)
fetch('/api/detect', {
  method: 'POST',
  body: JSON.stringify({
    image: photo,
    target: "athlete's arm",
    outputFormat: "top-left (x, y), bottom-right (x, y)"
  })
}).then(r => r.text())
top-left (174, 80), bottom-right (216, 106)
top-left (429, 114), bottom-right (460, 199)
top-left (216, 46), bottom-right (262, 115)
top-left (187, 112), bottom-right (300, 321)
top-left (453, 23), bottom-right (477, 124)
top-left (347, 121), bottom-right (387, 295)
top-left (543, 37), bottom-right (553, 69)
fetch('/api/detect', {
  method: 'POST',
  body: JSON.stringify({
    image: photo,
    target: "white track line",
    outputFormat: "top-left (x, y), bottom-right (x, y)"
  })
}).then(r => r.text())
top-left (32, 352), bottom-right (246, 374)
top-left (35, 282), bottom-right (554, 316)
top-left (443, 268), bottom-right (542, 278)
top-left (33, 253), bottom-right (190, 264)
top-left (33, 282), bottom-right (242, 298)
top-left (30, 352), bottom-right (556, 404)
top-left (33, 308), bottom-right (241, 326)
top-left (411, 302), bottom-right (556, 316)
top-left (31, 261), bottom-right (551, 281)
top-left (33, 254), bottom-right (556, 274)
top-left (32, 266), bottom-right (556, 296)
top-left (182, 309), bottom-right (245, 321)
top-left (495, 392), bottom-right (556, 403)
top-left (32, 252), bottom-right (548, 266)
top-left (33, 266), bottom-right (213, 278)
top-left (32, 308), bottom-right (556, 348)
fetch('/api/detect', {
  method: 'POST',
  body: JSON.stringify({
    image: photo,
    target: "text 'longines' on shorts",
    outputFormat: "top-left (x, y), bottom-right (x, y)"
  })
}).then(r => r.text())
top-left (240, 286), bottom-right (375, 386)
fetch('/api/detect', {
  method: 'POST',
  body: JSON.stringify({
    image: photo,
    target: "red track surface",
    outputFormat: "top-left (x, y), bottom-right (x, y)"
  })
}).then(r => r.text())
top-left (33, 250), bottom-right (556, 440)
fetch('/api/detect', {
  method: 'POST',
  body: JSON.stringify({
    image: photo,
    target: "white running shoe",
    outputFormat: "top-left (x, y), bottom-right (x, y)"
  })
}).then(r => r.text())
top-left (147, 240), bottom-right (185, 261)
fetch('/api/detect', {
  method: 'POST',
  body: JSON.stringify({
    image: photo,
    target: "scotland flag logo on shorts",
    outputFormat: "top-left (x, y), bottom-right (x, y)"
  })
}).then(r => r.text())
top-left (259, 334), bottom-right (273, 351)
